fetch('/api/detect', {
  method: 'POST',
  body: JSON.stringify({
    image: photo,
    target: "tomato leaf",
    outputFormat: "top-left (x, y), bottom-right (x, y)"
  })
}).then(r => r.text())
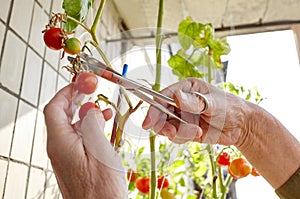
top-left (62, 0), bottom-right (94, 31)
top-left (172, 159), bottom-right (185, 168)
top-left (168, 51), bottom-right (204, 80)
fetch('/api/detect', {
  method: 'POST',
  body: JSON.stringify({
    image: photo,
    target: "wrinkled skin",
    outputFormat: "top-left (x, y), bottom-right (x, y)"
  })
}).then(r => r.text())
top-left (142, 78), bottom-right (250, 145)
top-left (44, 84), bottom-right (127, 199)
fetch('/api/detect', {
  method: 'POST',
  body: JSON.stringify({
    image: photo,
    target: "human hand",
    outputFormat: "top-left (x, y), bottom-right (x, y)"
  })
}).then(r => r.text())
top-left (44, 84), bottom-right (127, 199)
top-left (142, 78), bottom-right (250, 145)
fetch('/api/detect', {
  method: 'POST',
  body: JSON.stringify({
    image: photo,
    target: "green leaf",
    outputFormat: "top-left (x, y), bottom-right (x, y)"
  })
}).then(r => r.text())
top-left (172, 159), bottom-right (185, 168)
top-left (62, 0), bottom-right (94, 31)
top-left (179, 177), bottom-right (185, 186)
top-left (137, 146), bottom-right (145, 156)
top-left (178, 17), bottom-right (194, 50)
top-left (168, 52), bottom-right (204, 80)
top-left (187, 195), bottom-right (197, 199)
top-left (209, 37), bottom-right (231, 56)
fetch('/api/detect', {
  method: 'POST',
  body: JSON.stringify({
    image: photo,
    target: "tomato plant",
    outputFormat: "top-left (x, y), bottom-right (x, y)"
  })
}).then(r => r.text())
top-left (228, 158), bottom-right (251, 178)
top-left (74, 72), bottom-right (98, 94)
top-left (217, 152), bottom-right (231, 166)
top-left (63, 37), bottom-right (81, 55)
top-left (157, 176), bottom-right (169, 189)
top-left (135, 177), bottom-right (150, 194)
top-left (43, 27), bottom-right (63, 50)
top-left (78, 102), bottom-right (99, 120)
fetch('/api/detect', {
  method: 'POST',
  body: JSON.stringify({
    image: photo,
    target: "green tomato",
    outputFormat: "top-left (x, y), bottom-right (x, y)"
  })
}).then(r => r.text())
top-left (63, 37), bottom-right (81, 55)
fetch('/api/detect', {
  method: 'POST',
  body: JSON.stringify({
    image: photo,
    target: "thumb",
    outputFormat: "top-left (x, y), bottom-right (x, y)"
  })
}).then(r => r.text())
top-left (80, 109), bottom-right (123, 171)
top-left (174, 90), bottom-right (208, 114)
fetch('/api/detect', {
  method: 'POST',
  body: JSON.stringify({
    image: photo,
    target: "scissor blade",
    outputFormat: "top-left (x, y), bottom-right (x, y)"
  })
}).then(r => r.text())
top-left (128, 89), bottom-right (187, 124)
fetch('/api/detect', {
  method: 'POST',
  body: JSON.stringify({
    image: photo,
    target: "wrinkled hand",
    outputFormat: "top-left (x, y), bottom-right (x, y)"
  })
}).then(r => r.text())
top-left (142, 78), bottom-right (250, 145)
top-left (44, 84), bottom-right (127, 199)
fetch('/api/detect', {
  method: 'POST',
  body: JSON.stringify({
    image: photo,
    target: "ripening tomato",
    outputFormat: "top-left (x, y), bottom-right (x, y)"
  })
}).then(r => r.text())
top-left (251, 167), bottom-right (260, 176)
top-left (75, 72), bottom-right (98, 94)
top-left (127, 169), bottom-right (137, 182)
top-left (217, 152), bottom-right (231, 166)
top-left (79, 102), bottom-right (99, 120)
top-left (63, 37), bottom-right (81, 55)
top-left (157, 176), bottom-right (169, 189)
top-left (135, 177), bottom-right (150, 194)
top-left (160, 188), bottom-right (175, 199)
top-left (228, 158), bottom-right (251, 178)
top-left (43, 28), bottom-right (63, 50)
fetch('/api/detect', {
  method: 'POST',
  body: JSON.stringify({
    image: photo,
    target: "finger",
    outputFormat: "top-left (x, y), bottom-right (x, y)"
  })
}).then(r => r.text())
top-left (44, 84), bottom-right (74, 140)
top-left (80, 109), bottom-right (123, 171)
top-left (102, 108), bottom-right (113, 121)
top-left (198, 117), bottom-right (222, 144)
top-left (142, 106), bottom-right (165, 130)
top-left (169, 123), bottom-right (202, 144)
top-left (173, 90), bottom-right (209, 114)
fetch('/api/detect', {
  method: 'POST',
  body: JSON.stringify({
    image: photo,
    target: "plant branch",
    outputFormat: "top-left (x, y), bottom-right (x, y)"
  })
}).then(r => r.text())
top-left (91, 0), bottom-right (106, 44)
top-left (153, 0), bottom-right (164, 92)
top-left (114, 101), bottom-right (143, 150)
top-left (65, 15), bottom-right (91, 33)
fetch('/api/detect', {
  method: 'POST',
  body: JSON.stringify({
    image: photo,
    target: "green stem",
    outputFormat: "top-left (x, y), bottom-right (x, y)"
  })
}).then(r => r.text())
top-left (150, 133), bottom-right (157, 199)
top-left (153, 0), bottom-right (164, 92)
top-left (150, 1), bottom-right (164, 199)
top-left (90, 0), bottom-right (106, 44)
top-left (207, 145), bottom-right (217, 198)
top-left (207, 48), bottom-right (213, 83)
top-left (65, 15), bottom-right (91, 33)
top-left (221, 175), bottom-right (233, 199)
top-left (90, 40), bottom-right (113, 68)
top-left (218, 166), bottom-right (225, 196)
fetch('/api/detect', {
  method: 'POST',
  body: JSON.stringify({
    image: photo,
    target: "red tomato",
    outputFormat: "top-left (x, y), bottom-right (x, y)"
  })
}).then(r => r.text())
top-left (228, 158), bottom-right (251, 178)
top-left (217, 152), bottom-right (231, 166)
top-left (79, 102), bottom-right (99, 120)
top-left (135, 177), bottom-right (150, 194)
top-left (127, 169), bottom-right (137, 182)
top-left (75, 72), bottom-right (98, 94)
top-left (157, 176), bottom-right (169, 189)
top-left (63, 37), bottom-right (81, 55)
top-left (43, 28), bottom-right (63, 50)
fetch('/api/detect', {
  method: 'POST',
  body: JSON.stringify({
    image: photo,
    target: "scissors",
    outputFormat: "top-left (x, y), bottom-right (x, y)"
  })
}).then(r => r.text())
top-left (68, 52), bottom-right (209, 124)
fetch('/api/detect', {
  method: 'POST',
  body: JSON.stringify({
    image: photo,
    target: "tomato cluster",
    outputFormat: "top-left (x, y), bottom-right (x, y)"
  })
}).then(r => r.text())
top-left (43, 27), bottom-right (81, 55)
top-left (73, 72), bottom-right (99, 121)
top-left (216, 151), bottom-right (260, 179)
top-left (126, 169), bottom-right (172, 195)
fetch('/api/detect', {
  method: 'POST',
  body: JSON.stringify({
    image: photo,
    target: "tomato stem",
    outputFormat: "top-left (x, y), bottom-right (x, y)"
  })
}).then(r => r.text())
top-left (65, 15), bottom-right (91, 34)
top-left (91, 0), bottom-right (106, 44)
top-left (149, 133), bottom-right (157, 199)
top-left (114, 101), bottom-right (143, 150)
top-left (153, 0), bottom-right (164, 92)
